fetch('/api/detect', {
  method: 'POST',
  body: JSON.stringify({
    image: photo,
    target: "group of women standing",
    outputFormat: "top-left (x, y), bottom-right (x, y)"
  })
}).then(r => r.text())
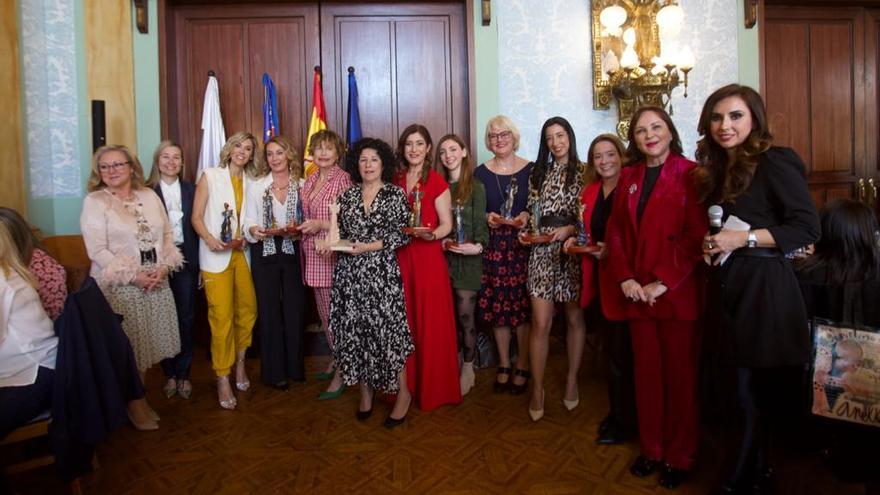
top-left (68, 82), bottom-right (826, 492)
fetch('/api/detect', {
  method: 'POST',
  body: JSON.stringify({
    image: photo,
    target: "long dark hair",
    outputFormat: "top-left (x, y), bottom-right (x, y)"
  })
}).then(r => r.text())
top-left (531, 116), bottom-right (581, 193)
top-left (798, 199), bottom-right (880, 285)
top-left (624, 106), bottom-right (683, 166)
top-left (693, 84), bottom-right (773, 204)
top-left (396, 124), bottom-right (433, 184)
top-left (436, 134), bottom-right (476, 204)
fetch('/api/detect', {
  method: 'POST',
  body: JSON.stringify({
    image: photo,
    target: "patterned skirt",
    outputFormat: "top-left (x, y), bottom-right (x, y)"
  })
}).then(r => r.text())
top-left (104, 282), bottom-right (181, 372)
top-left (477, 225), bottom-right (531, 328)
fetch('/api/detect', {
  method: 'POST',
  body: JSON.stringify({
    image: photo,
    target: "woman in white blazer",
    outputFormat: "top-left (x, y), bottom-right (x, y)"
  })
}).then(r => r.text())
top-left (191, 132), bottom-right (260, 410)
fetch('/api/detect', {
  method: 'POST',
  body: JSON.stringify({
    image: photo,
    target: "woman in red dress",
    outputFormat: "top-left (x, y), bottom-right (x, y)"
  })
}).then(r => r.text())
top-left (394, 124), bottom-right (462, 412)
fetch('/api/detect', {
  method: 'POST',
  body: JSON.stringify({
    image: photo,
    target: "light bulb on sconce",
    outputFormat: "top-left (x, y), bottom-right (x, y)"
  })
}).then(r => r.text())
top-left (599, 4), bottom-right (627, 36)
top-left (590, 0), bottom-right (695, 139)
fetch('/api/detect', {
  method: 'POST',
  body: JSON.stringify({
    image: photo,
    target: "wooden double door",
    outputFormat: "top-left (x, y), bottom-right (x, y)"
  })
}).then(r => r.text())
top-left (162, 1), bottom-right (470, 180)
top-left (763, 3), bottom-right (880, 210)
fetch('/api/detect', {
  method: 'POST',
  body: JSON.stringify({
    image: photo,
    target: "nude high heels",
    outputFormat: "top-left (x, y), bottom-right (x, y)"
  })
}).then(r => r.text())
top-left (528, 391), bottom-right (545, 422)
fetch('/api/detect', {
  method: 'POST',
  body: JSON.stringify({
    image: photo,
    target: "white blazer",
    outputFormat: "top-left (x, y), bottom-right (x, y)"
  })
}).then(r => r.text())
top-left (199, 166), bottom-right (257, 273)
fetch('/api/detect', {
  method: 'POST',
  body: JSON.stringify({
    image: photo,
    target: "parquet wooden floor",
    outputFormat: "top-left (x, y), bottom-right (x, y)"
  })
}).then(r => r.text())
top-left (6, 333), bottom-right (864, 495)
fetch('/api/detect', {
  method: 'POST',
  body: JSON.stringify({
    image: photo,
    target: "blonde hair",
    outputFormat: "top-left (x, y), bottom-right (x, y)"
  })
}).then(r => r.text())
top-left (146, 140), bottom-right (185, 187)
top-left (0, 221), bottom-right (36, 287)
top-left (484, 115), bottom-right (521, 152)
top-left (86, 145), bottom-right (146, 193)
top-left (261, 135), bottom-right (303, 180)
top-left (219, 132), bottom-right (261, 178)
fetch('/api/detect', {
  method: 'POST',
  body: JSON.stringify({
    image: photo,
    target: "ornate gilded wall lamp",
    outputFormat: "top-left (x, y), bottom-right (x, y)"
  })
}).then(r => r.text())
top-left (591, 0), bottom-right (695, 138)
top-left (482, 0), bottom-right (491, 25)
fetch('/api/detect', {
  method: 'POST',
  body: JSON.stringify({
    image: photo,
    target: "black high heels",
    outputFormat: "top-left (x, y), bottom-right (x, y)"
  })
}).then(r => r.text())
top-left (509, 369), bottom-right (531, 395)
top-left (493, 367), bottom-right (511, 393)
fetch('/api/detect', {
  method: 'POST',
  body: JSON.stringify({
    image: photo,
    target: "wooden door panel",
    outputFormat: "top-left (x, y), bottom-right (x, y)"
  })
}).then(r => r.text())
top-left (166, 4), bottom-right (319, 180)
top-left (321, 2), bottom-right (470, 149)
top-left (868, 9), bottom-right (879, 180)
top-left (809, 22), bottom-right (856, 174)
top-left (247, 20), bottom-right (310, 149)
top-left (764, 7), bottom-right (866, 209)
top-left (336, 20), bottom-right (396, 144)
top-left (765, 22), bottom-right (811, 164)
top-left (185, 21), bottom-right (247, 172)
top-left (394, 19), bottom-right (453, 138)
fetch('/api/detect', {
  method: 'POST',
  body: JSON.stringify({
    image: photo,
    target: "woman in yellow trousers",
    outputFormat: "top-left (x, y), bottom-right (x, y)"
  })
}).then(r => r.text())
top-left (192, 132), bottom-right (259, 410)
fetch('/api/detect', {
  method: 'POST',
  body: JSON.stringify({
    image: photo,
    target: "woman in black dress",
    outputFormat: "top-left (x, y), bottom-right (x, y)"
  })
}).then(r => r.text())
top-left (698, 84), bottom-right (820, 493)
top-left (327, 138), bottom-right (414, 427)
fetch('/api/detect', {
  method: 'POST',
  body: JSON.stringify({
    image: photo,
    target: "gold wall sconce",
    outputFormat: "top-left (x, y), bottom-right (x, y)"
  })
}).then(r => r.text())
top-left (482, 0), bottom-right (491, 26)
top-left (591, 0), bottom-right (694, 139)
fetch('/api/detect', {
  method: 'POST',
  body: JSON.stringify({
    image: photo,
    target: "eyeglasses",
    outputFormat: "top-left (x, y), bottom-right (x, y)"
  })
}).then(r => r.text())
top-left (488, 131), bottom-right (512, 142)
top-left (98, 161), bottom-right (131, 173)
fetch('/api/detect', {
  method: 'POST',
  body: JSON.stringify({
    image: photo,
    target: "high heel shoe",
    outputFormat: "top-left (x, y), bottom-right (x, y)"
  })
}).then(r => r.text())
top-left (384, 392), bottom-right (411, 428)
top-left (356, 408), bottom-right (373, 421)
top-left (493, 367), bottom-right (511, 393)
top-left (147, 405), bottom-right (161, 422)
top-left (318, 385), bottom-right (345, 401)
top-left (528, 391), bottom-right (545, 422)
top-left (460, 361), bottom-right (475, 396)
top-left (509, 369), bottom-right (531, 395)
top-left (177, 379), bottom-right (193, 400)
top-left (235, 358), bottom-right (250, 392)
top-left (163, 378), bottom-right (177, 398)
top-left (127, 400), bottom-right (159, 431)
top-left (217, 376), bottom-right (237, 410)
top-left (127, 410), bottom-right (159, 431)
top-left (314, 366), bottom-right (336, 381)
top-left (563, 392), bottom-right (580, 411)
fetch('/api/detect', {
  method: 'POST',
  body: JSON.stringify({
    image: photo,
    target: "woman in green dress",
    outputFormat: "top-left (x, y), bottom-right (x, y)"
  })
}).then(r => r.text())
top-left (437, 134), bottom-right (488, 396)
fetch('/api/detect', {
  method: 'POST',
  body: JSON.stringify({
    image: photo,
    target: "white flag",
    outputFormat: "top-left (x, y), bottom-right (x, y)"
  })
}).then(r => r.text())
top-left (196, 75), bottom-right (226, 181)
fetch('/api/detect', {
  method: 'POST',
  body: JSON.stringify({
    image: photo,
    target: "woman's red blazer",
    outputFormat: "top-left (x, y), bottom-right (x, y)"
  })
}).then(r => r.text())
top-left (603, 153), bottom-right (707, 321)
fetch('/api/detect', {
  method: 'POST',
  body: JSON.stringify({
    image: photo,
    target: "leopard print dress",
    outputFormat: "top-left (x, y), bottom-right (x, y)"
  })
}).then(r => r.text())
top-left (525, 160), bottom-right (586, 302)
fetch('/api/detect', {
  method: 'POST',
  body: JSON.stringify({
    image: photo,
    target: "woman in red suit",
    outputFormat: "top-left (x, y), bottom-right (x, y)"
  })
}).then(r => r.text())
top-left (394, 124), bottom-right (462, 413)
top-left (564, 133), bottom-right (636, 445)
top-left (604, 107), bottom-right (707, 489)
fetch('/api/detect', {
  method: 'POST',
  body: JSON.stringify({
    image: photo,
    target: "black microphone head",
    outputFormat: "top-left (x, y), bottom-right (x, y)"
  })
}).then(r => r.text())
top-left (708, 205), bottom-right (723, 227)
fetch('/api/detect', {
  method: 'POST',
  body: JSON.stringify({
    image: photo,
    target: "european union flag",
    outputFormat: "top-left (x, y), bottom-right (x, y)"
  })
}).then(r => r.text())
top-left (346, 67), bottom-right (363, 146)
top-left (262, 73), bottom-right (279, 143)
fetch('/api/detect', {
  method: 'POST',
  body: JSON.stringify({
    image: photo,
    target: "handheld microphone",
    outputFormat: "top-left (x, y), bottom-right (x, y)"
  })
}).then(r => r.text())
top-left (708, 205), bottom-right (723, 235)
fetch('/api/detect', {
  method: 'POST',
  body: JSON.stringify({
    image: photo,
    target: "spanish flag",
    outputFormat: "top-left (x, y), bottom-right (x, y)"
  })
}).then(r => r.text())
top-left (303, 67), bottom-right (327, 177)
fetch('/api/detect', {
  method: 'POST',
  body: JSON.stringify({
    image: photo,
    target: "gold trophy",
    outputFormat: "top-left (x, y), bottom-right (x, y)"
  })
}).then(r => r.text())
top-left (402, 182), bottom-right (432, 235)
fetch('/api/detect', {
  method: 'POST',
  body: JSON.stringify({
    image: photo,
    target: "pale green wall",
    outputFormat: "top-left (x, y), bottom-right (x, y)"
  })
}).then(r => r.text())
top-left (737, 0), bottom-right (761, 89)
top-left (472, 0), bottom-right (499, 165)
top-left (133, 0), bottom-right (161, 174)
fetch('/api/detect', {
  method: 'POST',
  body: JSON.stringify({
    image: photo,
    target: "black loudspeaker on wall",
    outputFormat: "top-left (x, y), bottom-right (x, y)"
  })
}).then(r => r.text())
top-left (91, 100), bottom-right (106, 152)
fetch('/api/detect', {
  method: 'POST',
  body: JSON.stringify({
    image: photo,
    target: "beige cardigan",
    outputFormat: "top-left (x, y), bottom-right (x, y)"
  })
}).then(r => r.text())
top-left (80, 188), bottom-right (184, 286)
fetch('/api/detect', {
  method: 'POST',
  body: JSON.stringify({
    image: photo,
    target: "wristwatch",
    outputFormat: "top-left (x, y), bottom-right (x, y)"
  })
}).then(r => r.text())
top-left (746, 230), bottom-right (758, 248)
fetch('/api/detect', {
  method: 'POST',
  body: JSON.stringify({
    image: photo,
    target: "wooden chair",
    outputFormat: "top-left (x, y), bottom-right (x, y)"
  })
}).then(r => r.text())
top-left (1, 413), bottom-right (87, 495)
top-left (41, 235), bottom-right (91, 293)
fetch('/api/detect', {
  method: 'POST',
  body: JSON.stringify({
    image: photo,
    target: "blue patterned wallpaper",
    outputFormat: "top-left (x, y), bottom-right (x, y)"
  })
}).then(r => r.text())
top-left (21, 0), bottom-right (82, 198)
top-left (496, 0), bottom-right (739, 161)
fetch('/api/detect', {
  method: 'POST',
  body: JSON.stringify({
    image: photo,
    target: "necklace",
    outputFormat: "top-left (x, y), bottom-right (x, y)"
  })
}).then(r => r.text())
top-left (270, 181), bottom-right (288, 191)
